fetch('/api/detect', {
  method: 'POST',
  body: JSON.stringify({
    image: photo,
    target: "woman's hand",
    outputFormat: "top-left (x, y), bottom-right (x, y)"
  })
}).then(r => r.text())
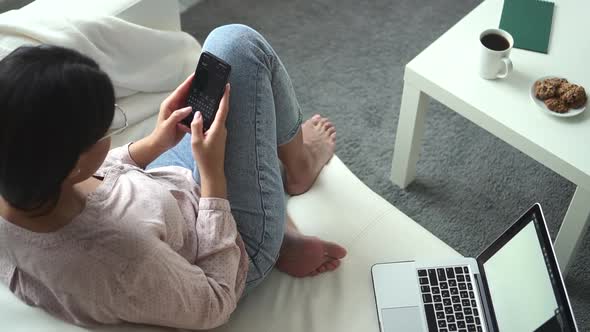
top-left (148, 73), bottom-right (195, 152)
top-left (191, 84), bottom-right (231, 198)
top-left (129, 74), bottom-right (195, 168)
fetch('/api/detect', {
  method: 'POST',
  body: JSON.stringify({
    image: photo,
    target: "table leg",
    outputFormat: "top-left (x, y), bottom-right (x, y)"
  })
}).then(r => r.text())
top-left (390, 82), bottom-right (429, 188)
top-left (554, 186), bottom-right (590, 275)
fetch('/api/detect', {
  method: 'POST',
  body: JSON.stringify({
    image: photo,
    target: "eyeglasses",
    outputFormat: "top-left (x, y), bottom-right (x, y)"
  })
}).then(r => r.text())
top-left (100, 104), bottom-right (128, 141)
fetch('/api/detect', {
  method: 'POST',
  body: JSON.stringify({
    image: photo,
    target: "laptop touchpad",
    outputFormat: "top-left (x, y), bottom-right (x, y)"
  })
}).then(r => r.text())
top-left (381, 307), bottom-right (423, 332)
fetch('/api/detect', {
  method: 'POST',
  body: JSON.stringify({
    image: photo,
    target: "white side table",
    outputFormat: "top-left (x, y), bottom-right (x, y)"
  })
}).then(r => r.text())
top-left (390, 0), bottom-right (590, 274)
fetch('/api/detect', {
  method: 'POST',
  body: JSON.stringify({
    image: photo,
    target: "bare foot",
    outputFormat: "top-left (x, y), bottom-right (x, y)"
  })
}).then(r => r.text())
top-left (285, 115), bottom-right (336, 195)
top-left (275, 232), bottom-right (347, 278)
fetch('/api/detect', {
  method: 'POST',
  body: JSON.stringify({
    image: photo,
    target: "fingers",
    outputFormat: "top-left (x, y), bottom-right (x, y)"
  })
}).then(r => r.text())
top-left (191, 111), bottom-right (205, 142)
top-left (165, 106), bottom-right (192, 127)
top-left (211, 84), bottom-right (231, 130)
top-left (177, 123), bottom-right (191, 134)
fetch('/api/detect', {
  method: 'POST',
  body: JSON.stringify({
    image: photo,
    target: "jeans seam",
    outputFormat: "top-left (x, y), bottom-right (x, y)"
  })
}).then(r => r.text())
top-left (268, 52), bottom-right (303, 145)
top-left (248, 61), bottom-right (267, 261)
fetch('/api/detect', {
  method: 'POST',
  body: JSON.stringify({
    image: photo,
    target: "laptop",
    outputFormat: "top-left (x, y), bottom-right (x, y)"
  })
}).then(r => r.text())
top-left (371, 203), bottom-right (578, 332)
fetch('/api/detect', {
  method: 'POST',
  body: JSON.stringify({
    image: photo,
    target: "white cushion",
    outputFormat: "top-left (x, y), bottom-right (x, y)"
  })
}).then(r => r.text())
top-left (19, 0), bottom-right (181, 31)
top-left (213, 156), bottom-right (460, 332)
top-left (0, 155), bottom-right (459, 332)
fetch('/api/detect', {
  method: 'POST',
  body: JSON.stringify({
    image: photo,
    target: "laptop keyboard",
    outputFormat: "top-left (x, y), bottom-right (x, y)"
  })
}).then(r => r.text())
top-left (417, 266), bottom-right (484, 332)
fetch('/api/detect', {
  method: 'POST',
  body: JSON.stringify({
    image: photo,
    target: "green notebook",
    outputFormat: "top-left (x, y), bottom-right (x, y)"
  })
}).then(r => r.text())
top-left (499, 0), bottom-right (555, 53)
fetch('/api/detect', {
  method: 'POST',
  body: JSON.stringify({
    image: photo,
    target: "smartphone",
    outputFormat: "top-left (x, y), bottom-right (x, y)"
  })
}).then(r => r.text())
top-left (181, 51), bottom-right (232, 131)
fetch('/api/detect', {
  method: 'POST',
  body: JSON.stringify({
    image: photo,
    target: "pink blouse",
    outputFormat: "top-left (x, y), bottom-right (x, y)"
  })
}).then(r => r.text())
top-left (0, 144), bottom-right (248, 330)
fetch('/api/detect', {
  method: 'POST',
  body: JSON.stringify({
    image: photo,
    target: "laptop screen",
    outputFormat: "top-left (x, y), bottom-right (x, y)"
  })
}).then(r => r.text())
top-left (477, 204), bottom-right (577, 332)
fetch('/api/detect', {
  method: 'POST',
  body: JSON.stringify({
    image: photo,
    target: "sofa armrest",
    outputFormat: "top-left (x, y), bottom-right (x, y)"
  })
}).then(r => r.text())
top-left (21, 0), bottom-right (181, 31)
top-left (115, 0), bottom-right (181, 31)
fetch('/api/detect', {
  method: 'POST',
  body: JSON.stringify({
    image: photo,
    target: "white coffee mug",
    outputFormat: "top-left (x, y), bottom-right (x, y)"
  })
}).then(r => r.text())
top-left (479, 28), bottom-right (513, 80)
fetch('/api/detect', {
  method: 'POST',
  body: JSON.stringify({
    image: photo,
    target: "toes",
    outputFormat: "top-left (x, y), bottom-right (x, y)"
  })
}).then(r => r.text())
top-left (309, 115), bottom-right (334, 131)
top-left (316, 117), bottom-right (328, 128)
top-left (311, 114), bottom-right (322, 125)
top-left (310, 259), bottom-right (341, 277)
top-left (327, 127), bottom-right (336, 136)
top-left (324, 259), bottom-right (340, 271)
top-left (324, 241), bottom-right (347, 259)
top-left (322, 121), bottom-right (334, 133)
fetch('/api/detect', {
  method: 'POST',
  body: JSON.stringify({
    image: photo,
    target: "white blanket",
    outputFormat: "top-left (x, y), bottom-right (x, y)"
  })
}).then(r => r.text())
top-left (0, 9), bottom-right (201, 98)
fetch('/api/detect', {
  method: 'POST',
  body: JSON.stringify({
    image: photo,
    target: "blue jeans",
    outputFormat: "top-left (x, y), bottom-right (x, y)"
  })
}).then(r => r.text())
top-left (147, 24), bottom-right (302, 293)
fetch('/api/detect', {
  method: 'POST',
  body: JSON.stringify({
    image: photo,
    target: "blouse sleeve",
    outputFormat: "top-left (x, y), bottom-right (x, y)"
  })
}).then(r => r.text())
top-left (95, 143), bottom-right (140, 177)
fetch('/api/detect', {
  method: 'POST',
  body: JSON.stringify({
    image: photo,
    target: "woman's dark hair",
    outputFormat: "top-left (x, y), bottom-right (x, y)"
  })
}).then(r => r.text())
top-left (0, 45), bottom-right (115, 212)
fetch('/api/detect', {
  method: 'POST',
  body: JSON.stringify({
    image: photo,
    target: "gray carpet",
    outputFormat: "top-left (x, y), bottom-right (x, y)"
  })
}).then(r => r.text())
top-left (0, 0), bottom-right (30, 12)
top-left (181, 0), bottom-right (589, 329)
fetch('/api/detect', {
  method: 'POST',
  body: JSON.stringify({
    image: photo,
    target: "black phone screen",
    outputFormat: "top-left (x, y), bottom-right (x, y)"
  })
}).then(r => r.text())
top-left (182, 52), bottom-right (231, 129)
top-left (193, 62), bottom-right (226, 99)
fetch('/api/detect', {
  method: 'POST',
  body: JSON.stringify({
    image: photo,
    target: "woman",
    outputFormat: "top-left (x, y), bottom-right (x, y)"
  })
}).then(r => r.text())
top-left (0, 25), bottom-right (346, 329)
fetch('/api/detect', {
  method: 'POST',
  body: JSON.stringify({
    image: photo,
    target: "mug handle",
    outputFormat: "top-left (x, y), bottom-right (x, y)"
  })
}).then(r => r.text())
top-left (497, 57), bottom-right (513, 79)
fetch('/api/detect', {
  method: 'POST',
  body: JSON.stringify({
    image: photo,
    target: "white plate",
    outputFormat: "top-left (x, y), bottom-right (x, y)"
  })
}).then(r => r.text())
top-left (530, 76), bottom-right (587, 118)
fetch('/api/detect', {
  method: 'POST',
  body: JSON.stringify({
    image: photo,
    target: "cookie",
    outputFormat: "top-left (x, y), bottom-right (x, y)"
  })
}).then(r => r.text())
top-left (557, 82), bottom-right (576, 97)
top-left (544, 98), bottom-right (570, 113)
top-left (546, 77), bottom-right (568, 87)
top-left (561, 85), bottom-right (587, 109)
top-left (534, 80), bottom-right (557, 100)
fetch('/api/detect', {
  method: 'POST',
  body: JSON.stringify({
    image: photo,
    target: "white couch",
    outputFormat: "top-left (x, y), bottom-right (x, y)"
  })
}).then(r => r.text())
top-left (0, 1), bottom-right (460, 331)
